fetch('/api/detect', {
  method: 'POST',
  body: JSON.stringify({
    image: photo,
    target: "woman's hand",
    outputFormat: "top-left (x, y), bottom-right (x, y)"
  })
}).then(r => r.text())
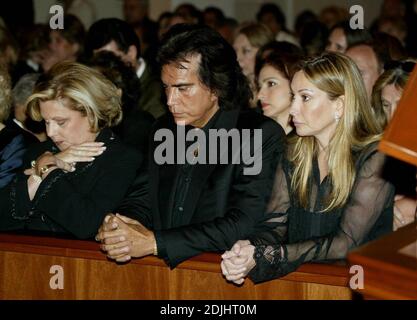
top-left (394, 195), bottom-right (417, 230)
top-left (221, 240), bottom-right (256, 285)
top-left (55, 142), bottom-right (106, 166)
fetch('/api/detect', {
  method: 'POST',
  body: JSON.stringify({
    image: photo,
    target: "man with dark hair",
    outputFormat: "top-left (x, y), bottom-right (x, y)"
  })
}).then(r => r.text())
top-left (97, 24), bottom-right (285, 268)
top-left (84, 18), bottom-right (165, 119)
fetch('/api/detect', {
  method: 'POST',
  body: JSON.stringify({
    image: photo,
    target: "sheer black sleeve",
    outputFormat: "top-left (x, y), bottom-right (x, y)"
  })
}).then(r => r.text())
top-left (249, 149), bottom-right (395, 283)
top-left (248, 159), bottom-right (290, 246)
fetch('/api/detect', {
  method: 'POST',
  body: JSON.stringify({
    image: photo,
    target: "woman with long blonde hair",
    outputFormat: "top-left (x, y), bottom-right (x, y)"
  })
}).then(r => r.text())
top-left (221, 52), bottom-right (394, 284)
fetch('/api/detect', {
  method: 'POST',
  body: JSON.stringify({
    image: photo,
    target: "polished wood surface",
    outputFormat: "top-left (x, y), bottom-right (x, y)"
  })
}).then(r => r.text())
top-left (348, 222), bottom-right (417, 300)
top-left (0, 233), bottom-right (353, 300)
top-left (379, 64), bottom-right (417, 166)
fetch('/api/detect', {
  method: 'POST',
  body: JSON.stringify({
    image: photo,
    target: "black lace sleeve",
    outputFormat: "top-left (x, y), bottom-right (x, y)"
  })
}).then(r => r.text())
top-left (248, 160), bottom-right (290, 246)
top-left (249, 149), bottom-right (395, 283)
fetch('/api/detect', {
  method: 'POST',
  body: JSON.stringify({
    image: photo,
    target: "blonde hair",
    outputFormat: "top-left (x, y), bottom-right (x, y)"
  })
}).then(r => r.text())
top-left (371, 59), bottom-right (415, 129)
top-left (290, 52), bottom-right (382, 211)
top-left (0, 64), bottom-right (11, 123)
top-left (238, 23), bottom-right (274, 49)
top-left (27, 61), bottom-right (122, 132)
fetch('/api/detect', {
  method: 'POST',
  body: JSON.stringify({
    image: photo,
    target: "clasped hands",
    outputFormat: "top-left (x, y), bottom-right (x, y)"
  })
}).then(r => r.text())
top-left (221, 240), bottom-right (256, 285)
top-left (95, 213), bottom-right (156, 263)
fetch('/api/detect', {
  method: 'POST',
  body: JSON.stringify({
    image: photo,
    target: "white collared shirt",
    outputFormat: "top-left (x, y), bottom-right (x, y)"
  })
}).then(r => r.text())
top-left (136, 57), bottom-right (146, 79)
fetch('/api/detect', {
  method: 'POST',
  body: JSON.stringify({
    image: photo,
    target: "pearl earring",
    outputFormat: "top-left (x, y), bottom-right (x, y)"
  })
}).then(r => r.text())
top-left (335, 113), bottom-right (340, 123)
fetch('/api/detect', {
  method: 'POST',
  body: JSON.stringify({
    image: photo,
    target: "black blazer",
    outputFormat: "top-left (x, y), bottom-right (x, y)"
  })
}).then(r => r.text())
top-left (0, 128), bottom-right (143, 239)
top-left (117, 109), bottom-right (286, 267)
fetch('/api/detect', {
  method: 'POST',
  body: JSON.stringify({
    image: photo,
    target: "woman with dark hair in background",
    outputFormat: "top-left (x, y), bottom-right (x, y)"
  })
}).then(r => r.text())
top-left (326, 21), bottom-right (372, 54)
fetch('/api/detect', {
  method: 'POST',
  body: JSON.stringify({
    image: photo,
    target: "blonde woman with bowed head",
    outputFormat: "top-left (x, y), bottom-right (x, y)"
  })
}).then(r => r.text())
top-left (0, 62), bottom-right (143, 239)
top-left (221, 53), bottom-right (394, 284)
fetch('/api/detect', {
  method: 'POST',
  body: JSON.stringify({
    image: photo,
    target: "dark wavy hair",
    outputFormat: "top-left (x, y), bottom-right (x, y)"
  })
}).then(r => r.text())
top-left (87, 51), bottom-right (140, 112)
top-left (156, 24), bottom-right (252, 110)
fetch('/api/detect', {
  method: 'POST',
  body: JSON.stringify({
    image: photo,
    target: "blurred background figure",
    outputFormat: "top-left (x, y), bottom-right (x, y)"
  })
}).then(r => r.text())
top-left (294, 10), bottom-right (318, 39)
top-left (88, 51), bottom-right (154, 154)
top-left (299, 20), bottom-right (329, 56)
top-left (123, 0), bottom-right (159, 65)
top-left (346, 41), bottom-right (389, 99)
top-left (0, 26), bottom-right (18, 74)
top-left (377, 16), bottom-right (407, 46)
top-left (42, 15), bottom-right (85, 72)
top-left (217, 17), bottom-right (239, 45)
top-left (256, 3), bottom-right (298, 46)
top-left (85, 18), bottom-right (166, 119)
top-left (12, 73), bottom-right (46, 142)
top-left (157, 12), bottom-right (174, 41)
top-left (326, 21), bottom-right (372, 54)
top-left (203, 6), bottom-right (225, 30)
top-left (371, 59), bottom-right (417, 230)
top-left (0, 66), bottom-right (37, 189)
top-left (11, 24), bottom-right (49, 85)
top-left (62, 0), bottom-right (97, 29)
top-left (234, 23), bottom-right (274, 106)
top-left (319, 5), bottom-right (349, 29)
top-left (174, 3), bottom-right (203, 24)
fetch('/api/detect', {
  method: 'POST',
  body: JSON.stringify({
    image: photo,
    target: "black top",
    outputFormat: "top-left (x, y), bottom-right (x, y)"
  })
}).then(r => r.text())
top-left (0, 128), bottom-right (143, 239)
top-left (248, 142), bottom-right (395, 283)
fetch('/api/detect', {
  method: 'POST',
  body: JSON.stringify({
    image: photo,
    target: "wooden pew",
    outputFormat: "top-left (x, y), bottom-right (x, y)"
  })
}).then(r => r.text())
top-left (348, 222), bottom-right (417, 300)
top-left (0, 233), bottom-right (353, 300)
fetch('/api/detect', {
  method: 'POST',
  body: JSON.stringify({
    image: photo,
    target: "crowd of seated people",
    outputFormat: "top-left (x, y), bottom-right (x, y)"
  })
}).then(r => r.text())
top-left (0, 0), bottom-right (416, 287)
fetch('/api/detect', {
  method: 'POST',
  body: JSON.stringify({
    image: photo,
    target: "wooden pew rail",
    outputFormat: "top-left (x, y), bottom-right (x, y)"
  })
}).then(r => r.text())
top-left (0, 233), bottom-right (353, 300)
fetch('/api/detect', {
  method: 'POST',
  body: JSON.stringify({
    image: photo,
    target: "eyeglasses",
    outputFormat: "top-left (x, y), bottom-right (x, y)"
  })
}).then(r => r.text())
top-left (384, 60), bottom-right (416, 73)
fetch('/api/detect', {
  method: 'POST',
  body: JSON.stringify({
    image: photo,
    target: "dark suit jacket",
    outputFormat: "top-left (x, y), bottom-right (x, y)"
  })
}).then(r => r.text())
top-left (0, 128), bottom-right (143, 239)
top-left (117, 109), bottom-right (286, 267)
top-left (138, 64), bottom-right (167, 119)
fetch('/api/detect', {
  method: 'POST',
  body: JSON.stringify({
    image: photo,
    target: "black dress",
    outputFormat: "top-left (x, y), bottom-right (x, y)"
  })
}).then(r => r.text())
top-left (247, 141), bottom-right (395, 283)
top-left (0, 128), bottom-right (143, 239)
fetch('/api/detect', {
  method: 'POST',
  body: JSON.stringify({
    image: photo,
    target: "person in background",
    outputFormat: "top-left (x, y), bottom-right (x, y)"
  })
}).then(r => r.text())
top-left (299, 21), bottom-right (329, 56)
top-left (85, 18), bottom-right (166, 119)
top-left (221, 53), bottom-right (394, 285)
top-left (326, 21), bottom-right (372, 54)
top-left (11, 24), bottom-right (49, 85)
top-left (0, 65), bottom-right (37, 188)
top-left (234, 23), bottom-right (274, 107)
top-left (88, 51), bottom-right (154, 155)
top-left (12, 73), bottom-right (47, 142)
top-left (372, 59), bottom-right (417, 230)
top-left (256, 3), bottom-right (298, 46)
top-left (0, 62), bottom-right (143, 239)
top-left (256, 52), bottom-right (301, 134)
top-left (346, 41), bottom-right (388, 99)
top-left (319, 6), bottom-right (349, 29)
top-left (42, 15), bottom-right (85, 72)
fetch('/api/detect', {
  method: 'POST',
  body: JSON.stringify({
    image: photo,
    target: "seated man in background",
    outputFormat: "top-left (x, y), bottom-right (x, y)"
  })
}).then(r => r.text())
top-left (84, 18), bottom-right (166, 119)
top-left (97, 24), bottom-right (286, 268)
